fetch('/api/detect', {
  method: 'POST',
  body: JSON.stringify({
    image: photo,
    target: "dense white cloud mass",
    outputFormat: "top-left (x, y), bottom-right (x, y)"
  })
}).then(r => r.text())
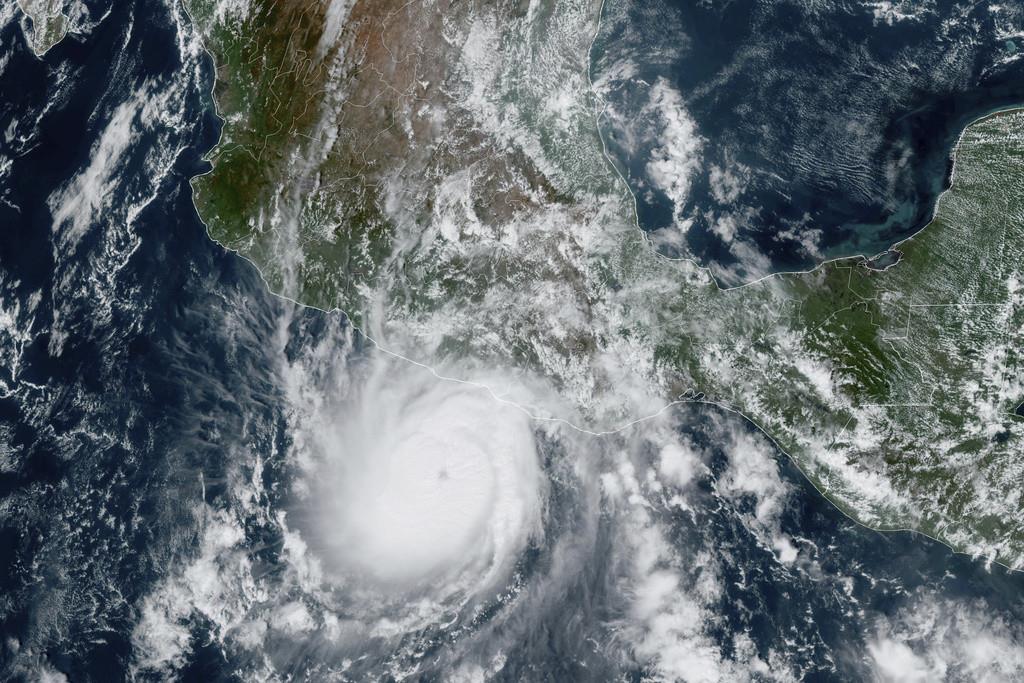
top-left (299, 357), bottom-right (546, 592)
top-left (869, 596), bottom-right (1024, 682)
top-left (643, 77), bottom-right (704, 224)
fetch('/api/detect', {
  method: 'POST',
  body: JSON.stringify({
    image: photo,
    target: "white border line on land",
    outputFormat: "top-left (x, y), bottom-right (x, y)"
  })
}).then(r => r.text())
top-left (181, 0), bottom-right (1023, 574)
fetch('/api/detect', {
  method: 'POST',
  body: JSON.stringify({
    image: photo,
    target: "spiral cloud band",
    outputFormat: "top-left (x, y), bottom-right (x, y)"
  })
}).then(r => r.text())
top-left (301, 360), bottom-right (546, 595)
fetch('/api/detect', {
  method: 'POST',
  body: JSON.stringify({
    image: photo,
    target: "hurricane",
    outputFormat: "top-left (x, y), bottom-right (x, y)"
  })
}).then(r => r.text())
top-left (291, 354), bottom-right (546, 596)
top-left (3, 0), bottom-right (1024, 680)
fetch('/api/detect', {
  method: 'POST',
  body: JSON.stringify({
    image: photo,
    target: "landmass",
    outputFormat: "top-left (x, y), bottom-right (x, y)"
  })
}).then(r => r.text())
top-left (185, 0), bottom-right (1024, 567)
top-left (15, 0), bottom-right (68, 56)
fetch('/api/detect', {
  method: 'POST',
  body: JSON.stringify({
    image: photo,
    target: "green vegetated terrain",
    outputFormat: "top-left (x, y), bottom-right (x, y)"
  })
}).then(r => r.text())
top-left (188, 0), bottom-right (1024, 566)
top-left (185, 0), bottom-right (575, 320)
top-left (15, 0), bottom-right (69, 55)
top-left (663, 112), bottom-right (1024, 562)
top-left (185, 0), bottom-right (399, 314)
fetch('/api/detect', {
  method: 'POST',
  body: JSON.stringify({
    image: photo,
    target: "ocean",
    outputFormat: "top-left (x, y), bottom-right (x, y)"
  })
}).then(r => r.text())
top-left (0, 0), bottom-right (1022, 679)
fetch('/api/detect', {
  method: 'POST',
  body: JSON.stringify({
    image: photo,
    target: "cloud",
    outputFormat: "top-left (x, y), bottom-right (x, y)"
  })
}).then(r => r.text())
top-left (714, 416), bottom-right (802, 566)
top-left (868, 638), bottom-right (931, 681)
top-left (868, 595), bottom-right (1024, 682)
top-left (298, 355), bottom-right (546, 590)
top-left (643, 78), bottom-right (704, 226)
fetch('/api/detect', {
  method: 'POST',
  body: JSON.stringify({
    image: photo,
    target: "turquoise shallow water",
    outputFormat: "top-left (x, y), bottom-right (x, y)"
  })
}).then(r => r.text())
top-left (1, 1), bottom-right (1022, 679)
top-left (593, 0), bottom-right (1024, 284)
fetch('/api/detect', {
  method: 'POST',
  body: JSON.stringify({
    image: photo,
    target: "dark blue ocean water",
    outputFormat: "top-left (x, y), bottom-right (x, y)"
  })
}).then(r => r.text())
top-left (0, 1), bottom-right (1021, 679)
top-left (593, 0), bottom-right (1024, 284)
top-left (677, 407), bottom-right (1024, 680)
top-left (0, 2), bottom-right (291, 677)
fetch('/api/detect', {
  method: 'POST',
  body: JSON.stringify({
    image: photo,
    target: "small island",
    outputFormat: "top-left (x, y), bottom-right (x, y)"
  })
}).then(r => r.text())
top-left (16, 0), bottom-right (69, 56)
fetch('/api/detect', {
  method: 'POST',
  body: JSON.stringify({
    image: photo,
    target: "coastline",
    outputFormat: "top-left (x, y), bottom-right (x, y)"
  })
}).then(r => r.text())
top-left (184, 0), bottom-right (1024, 574)
top-left (587, 0), bottom-right (1024, 291)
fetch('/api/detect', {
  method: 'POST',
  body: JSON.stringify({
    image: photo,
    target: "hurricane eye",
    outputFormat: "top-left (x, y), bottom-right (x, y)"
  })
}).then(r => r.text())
top-left (294, 361), bottom-right (545, 594)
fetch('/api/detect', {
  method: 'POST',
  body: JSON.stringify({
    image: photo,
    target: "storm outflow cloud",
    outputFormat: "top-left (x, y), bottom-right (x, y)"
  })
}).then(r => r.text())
top-left (301, 357), bottom-right (546, 593)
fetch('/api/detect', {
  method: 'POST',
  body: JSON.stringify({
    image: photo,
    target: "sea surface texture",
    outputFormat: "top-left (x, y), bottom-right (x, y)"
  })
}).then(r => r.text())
top-left (0, 0), bottom-right (1023, 680)
top-left (593, 0), bottom-right (1024, 283)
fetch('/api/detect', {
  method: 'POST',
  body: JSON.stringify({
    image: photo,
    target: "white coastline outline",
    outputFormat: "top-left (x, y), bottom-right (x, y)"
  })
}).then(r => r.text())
top-left (179, 0), bottom-right (1024, 573)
